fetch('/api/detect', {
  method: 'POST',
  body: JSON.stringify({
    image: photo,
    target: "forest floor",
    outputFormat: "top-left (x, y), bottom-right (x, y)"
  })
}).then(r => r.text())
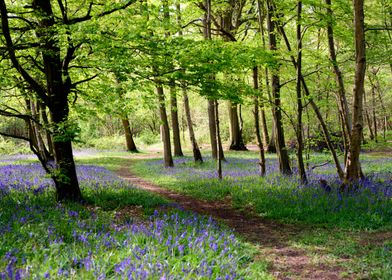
top-left (114, 153), bottom-right (364, 280)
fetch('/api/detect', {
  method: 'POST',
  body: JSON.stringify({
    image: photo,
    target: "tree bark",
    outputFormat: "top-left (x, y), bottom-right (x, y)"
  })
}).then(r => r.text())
top-left (370, 74), bottom-right (378, 142)
top-left (363, 90), bottom-right (374, 140)
top-left (215, 100), bottom-right (223, 179)
top-left (326, 0), bottom-right (352, 159)
top-left (32, 1), bottom-right (82, 201)
top-left (344, 0), bottom-right (366, 183)
top-left (40, 103), bottom-right (54, 156)
top-left (122, 118), bottom-right (138, 152)
top-left (266, 0), bottom-right (292, 175)
top-left (203, 0), bottom-right (224, 160)
top-left (253, 67), bottom-right (266, 176)
top-left (183, 88), bottom-right (203, 163)
top-left (229, 102), bottom-right (247, 150)
top-left (296, 1), bottom-right (307, 183)
top-left (208, 99), bottom-right (218, 159)
top-left (256, 0), bottom-right (271, 151)
top-left (170, 86), bottom-right (184, 156)
top-left (156, 84), bottom-right (174, 167)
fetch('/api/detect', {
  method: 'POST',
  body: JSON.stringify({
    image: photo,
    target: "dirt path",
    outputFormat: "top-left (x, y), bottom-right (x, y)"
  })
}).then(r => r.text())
top-left (115, 158), bottom-right (356, 280)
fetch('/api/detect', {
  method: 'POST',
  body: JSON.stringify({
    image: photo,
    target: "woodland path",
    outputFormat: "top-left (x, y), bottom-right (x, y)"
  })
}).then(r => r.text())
top-left (115, 154), bottom-right (356, 280)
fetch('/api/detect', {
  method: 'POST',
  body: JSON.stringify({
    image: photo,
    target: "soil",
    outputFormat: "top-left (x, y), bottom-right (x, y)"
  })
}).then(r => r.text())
top-left (115, 159), bottom-right (355, 280)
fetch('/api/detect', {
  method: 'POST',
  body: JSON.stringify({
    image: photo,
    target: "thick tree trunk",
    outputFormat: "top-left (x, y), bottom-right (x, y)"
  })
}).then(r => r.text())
top-left (122, 118), bottom-right (138, 152)
top-left (267, 0), bottom-right (292, 175)
top-left (183, 89), bottom-right (203, 163)
top-left (50, 99), bottom-right (82, 201)
top-left (229, 102), bottom-right (247, 150)
top-left (170, 86), bottom-right (184, 156)
top-left (296, 1), bottom-right (307, 184)
top-left (253, 67), bottom-right (266, 176)
top-left (156, 84), bottom-right (174, 167)
top-left (33, 0), bottom-right (81, 201)
top-left (344, 0), bottom-right (366, 183)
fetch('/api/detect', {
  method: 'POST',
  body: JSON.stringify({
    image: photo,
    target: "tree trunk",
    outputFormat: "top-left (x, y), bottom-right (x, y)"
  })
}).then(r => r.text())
top-left (266, 0), bottom-right (292, 175)
top-left (50, 98), bottom-right (82, 201)
top-left (296, 1), bottom-right (307, 183)
top-left (122, 118), bottom-right (138, 152)
top-left (256, 0), bottom-right (271, 151)
top-left (326, 0), bottom-right (352, 160)
top-left (156, 84), bottom-right (174, 167)
top-left (364, 90), bottom-right (375, 140)
top-left (183, 88), bottom-right (203, 163)
top-left (203, 0), bottom-right (224, 160)
top-left (253, 67), bottom-right (266, 176)
top-left (344, 0), bottom-right (366, 183)
top-left (215, 100), bottom-right (223, 179)
top-left (370, 76), bottom-right (378, 142)
top-left (170, 86), bottom-right (184, 156)
top-left (277, 17), bottom-right (344, 179)
top-left (229, 102), bottom-right (247, 150)
top-left (208, 99), bottom-right (218, 159)
top-left (33, 0), bottom-right (81, 201)
top-left (40, 103), bottom-right (54, 156)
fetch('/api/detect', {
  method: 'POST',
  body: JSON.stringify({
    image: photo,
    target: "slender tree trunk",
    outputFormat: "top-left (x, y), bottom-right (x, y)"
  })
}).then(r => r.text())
top-left (256, 0), bottom-right (270, 150)
top-left (215, 100), bottom-right (223, 179)
top-left (253, 67), bottom-right (266, 176)
top-left (156, 84), bottom-right (174, 167)
top-left (122, 118), bottom-right (138, 152)
top-left (364, 90), bottom-right (374, 140)
top-left (183, 88), bottom-right (203, 163)
top-left (170, 86), bottom-right (184, 156)
top-left (208, 99), bottom-right (218, 159)
top-left (204, 0), bottom-right (216, 159)
top-left (29, 100), bottom-right (50, 162)
top-left (370, 77), bottom-right (378, 142)
top-left (277, 18), bottom-right (344, 179)
top-left (344, 0), bottom-right (366, 183)
top-left (266, 0), bottom-right (292, 175)
top-left (260, 104), bottom-right (269, 149)
top-left (40, 103), bottom-right (54, 156)
top-left (203, 0), bottom-right (224, 160)
top-left (296, 1), bottom-right (307, 183)
top-left (326, 0), bottom-right (352, 161)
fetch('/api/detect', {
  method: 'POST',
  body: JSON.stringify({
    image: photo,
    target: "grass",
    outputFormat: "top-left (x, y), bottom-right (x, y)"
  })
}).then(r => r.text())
top-left (132, 153), bottom-right (392, 230)
top-left (130, 150), bottom-right (392, 278)
top-left (0, 157), bottom-right (271, 279)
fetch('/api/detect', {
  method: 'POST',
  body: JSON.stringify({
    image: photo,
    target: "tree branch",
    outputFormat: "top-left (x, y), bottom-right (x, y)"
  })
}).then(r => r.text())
top-left (0, 0), bottom-right (48, 104)
top-left (0, 131), bottom-right (30, 142)
top-left (71, 74), bottom-right (99, 88)
top-left (67, 0), bottom-right (136, 25)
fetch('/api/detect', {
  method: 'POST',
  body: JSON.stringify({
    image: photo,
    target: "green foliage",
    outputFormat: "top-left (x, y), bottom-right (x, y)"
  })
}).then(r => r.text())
top-left (0, 138), bottom-right (30, 155)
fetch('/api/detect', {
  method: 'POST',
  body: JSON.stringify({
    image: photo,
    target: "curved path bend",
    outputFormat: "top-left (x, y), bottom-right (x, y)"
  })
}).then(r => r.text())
top-left (116, 159), bottom-right (353, 280)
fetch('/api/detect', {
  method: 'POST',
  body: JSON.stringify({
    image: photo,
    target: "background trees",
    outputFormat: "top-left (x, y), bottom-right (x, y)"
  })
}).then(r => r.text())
top-left (0, 0), bottom-right (391, 199)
